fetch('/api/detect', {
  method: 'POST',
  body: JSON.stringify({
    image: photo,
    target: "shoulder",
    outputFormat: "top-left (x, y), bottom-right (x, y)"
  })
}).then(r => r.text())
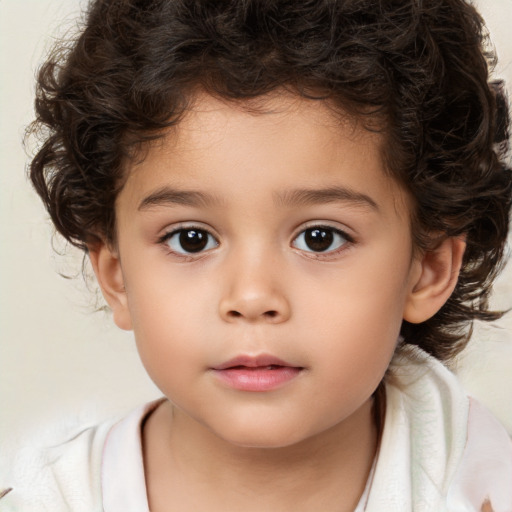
top-left (447, 398), bottom-right (512, 511)
top-left (1, 401), bottom-right (160, 512)
top-left (1, 418), bottom-right (114, 512)
top-left (366, 347), bottom-right (512, 512)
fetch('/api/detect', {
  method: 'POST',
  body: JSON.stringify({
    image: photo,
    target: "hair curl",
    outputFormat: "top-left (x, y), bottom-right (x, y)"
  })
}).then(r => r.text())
top-left (29, 0), bottom-right (512, 362)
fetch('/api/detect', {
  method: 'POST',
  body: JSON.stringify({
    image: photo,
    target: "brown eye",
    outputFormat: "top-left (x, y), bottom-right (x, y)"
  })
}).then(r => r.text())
top-left (166, 228), bottom-right (218, 254)
top-left (304, 228), bottom-right (333, 251)
top-left (292, 226), bottom-right (348, 253)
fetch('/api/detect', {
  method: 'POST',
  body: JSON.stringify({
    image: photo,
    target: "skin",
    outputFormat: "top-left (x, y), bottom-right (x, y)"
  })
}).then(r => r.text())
top-left (90, 92), bottom-right (465, 511)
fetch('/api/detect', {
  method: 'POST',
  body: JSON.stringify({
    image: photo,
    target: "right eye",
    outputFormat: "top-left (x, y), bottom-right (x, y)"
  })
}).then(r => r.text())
top-left (163, 228), bottom-right (218, 255)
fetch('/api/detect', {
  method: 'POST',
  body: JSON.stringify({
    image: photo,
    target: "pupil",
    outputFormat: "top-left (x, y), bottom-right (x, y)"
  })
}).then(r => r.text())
top-left (179, 229), bottom-right (208, 252)
top-left (305, 228), bottom-right (333, 252)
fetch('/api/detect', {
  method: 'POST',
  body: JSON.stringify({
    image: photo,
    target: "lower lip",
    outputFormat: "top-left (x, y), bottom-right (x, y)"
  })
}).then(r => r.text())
top-left (212, 366), bottom-right (302, 391)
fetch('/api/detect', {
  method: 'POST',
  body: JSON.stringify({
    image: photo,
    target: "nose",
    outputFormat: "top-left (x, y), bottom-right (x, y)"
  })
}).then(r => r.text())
top-left (218, 251), bottom-right (291, 324)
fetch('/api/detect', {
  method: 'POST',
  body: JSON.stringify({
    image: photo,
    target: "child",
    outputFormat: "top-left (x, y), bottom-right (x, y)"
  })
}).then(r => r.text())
top-left (4, 0), bottom-right (512, 510)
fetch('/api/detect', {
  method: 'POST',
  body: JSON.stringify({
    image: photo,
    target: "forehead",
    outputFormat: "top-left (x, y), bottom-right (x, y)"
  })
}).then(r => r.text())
top-left (121, 91), bottom-right (409, 216)
top-left (167, 91), bottom-right (375, 158)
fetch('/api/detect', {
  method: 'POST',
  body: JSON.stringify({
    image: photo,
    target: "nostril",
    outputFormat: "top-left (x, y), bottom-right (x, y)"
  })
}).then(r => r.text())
top-left (227, 310), bottom-right (278, 319)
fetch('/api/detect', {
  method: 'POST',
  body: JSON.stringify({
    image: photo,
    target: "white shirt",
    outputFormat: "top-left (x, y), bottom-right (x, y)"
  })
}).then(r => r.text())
top-left (3, 347), bottom-right (512, 511)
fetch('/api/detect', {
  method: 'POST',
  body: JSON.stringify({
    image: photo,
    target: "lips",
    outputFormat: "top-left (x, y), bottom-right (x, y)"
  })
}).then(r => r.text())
top-left (213, 354), bottom-right (294, 370)
top-left (211, 354), bottom-right (303, 392)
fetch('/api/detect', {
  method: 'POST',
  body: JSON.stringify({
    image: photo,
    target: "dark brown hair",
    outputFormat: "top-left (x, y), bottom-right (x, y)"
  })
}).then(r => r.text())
top-left (29, 0), bottom-right (512, 362)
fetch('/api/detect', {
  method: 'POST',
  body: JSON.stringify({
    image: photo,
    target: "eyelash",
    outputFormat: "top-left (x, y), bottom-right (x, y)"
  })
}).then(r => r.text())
top-left (158, 223), bottom-right (354, 259)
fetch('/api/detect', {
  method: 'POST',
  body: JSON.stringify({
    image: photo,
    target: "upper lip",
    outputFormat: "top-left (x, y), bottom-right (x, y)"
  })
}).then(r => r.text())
top-left (212, 354), bottom-right (299, 370)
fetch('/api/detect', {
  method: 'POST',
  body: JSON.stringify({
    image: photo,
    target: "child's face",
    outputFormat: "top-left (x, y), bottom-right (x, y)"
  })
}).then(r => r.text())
top-left (106, 92), bottom-right (423, 448)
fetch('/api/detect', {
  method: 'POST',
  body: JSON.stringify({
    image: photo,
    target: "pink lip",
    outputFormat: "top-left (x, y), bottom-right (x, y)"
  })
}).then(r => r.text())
top-left (211, 354), bottom-right (303, 392)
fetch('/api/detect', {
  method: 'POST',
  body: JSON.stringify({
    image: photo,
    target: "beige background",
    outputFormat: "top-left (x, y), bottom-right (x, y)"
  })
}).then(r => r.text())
top-left (1, 0), bottom-right (511, 449)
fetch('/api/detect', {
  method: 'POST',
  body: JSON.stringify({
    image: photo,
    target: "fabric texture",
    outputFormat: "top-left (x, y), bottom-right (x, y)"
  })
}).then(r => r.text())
top-left (2, 347), bottom-right (511, 511)
top-left (365, 347), bottom-right (512, 511)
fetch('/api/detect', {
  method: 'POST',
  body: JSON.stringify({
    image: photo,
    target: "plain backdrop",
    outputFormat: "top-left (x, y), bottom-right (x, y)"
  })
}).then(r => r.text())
top-left (1, 0), bottom-right (512, 451)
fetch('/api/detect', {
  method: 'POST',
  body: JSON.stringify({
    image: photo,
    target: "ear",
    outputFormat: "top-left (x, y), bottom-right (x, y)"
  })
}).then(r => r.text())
top-left (403, 236), bottom-right (466, 324)
top-left (88, 242), bottom-right (133, 331)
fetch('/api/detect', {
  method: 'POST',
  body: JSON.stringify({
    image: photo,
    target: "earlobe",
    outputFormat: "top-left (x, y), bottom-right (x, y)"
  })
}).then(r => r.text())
top-left (88, 243), bottom-right (133, 331)
top-left (403, 236), bottom-right (466, 324)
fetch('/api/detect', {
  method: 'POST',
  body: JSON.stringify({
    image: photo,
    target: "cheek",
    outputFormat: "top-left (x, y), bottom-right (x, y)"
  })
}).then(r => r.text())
top-left (123, 253), bottom-right (208, 322)
top-left (300, 250), bottom-right (411, 327)
top-left (130, 302), bottom-right (208, 398)
top-left (121, 262), bottom-right (210, 367)
top-left (297, 252), bottom-right (411, 375)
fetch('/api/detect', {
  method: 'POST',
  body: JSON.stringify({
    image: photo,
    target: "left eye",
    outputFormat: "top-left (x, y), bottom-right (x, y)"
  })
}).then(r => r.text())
top-left (292, 226), bottom-right (348, 253)
top-left (165, 228), bottom-right (218, 254)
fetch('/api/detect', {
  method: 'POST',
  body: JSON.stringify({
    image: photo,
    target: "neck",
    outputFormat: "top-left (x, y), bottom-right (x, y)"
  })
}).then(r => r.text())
top-left (143, 398), bottom-right (379, 512)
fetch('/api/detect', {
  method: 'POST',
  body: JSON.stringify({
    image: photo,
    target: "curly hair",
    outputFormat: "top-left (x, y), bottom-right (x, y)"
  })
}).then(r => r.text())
top-left (29, 0), bottom-right (512, 362)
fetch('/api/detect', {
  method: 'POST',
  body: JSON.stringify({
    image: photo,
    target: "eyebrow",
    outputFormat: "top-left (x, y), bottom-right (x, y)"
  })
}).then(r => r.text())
top-left (138, 187), bottom-right (224, 210)
top-left (138, 185), bottom-right (379, 211)
top-left (274, 186), bottom-right (379, 211)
